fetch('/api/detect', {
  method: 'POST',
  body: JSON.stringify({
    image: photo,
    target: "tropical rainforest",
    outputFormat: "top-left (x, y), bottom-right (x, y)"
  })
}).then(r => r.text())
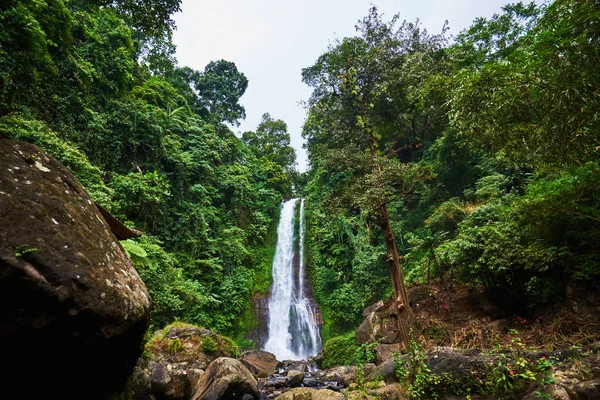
top-left (1, 0), bottom-right (599, 353)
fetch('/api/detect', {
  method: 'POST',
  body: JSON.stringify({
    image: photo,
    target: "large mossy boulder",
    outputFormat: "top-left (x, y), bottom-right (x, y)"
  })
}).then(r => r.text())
top-left (0, 140), bottom-right (150, 399)
top-left (129, 323), bottom-right (239, 399)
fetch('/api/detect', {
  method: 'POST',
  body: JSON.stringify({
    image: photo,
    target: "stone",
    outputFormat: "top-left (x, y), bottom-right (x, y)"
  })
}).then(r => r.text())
top-left (241, 350), bottom-right (282, 376)
top-left (564, 379), bottom-right (600, 400)
top-left (356, 308), bottom-right (398, 345)
top-left (281, 360), bottom-right (308, 373)
top-left (367, 383), bottom-right (406, 400)
top-left (363, 300), bottom-right (386, 317)
top-left (193, 357), bottom-right (259, 400)
top-left (488, 319), bottom-right (507, 331)
top-left (275, 388), bottom-right (345, 399)
top-left (318, 365), bottom-right (357, 384)
top-left (286, 370), bottom-right (305, 387)
top-left (0, 140), bottom-right (150, 399)
top-left (522, 385), bottom-right (570, 400)
top-left (368, 358), bottom-right (402, 384)
top-left (375, 343), bottom-right (402, 365)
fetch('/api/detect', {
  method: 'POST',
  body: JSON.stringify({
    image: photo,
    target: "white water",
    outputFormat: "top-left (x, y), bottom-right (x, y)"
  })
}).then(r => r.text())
top-left (264, 198), bottom-right (321, 360)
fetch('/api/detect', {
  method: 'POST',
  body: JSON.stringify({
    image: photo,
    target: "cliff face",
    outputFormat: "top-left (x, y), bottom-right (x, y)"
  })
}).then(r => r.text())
top-left (246, 292), bottom-right (271, 348)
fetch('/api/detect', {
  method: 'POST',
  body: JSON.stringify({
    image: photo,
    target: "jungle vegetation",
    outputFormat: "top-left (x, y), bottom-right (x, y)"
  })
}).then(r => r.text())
top-left (1, 0), bottom-right (598, 348)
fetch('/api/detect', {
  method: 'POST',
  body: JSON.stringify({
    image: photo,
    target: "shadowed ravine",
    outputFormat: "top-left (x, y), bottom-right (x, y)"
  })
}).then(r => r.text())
top-left (264, 198), bottom-right (322, 360)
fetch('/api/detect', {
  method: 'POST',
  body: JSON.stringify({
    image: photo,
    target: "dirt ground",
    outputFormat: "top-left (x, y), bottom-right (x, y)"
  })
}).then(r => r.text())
top-left (408, 283), bottom-right (600, 351)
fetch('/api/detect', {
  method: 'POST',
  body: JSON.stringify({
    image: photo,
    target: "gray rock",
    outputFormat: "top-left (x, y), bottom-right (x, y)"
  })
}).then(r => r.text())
top-left (193, 357), bottom-right (259, 400)
top-left (241, 350), bottom-right (282, 376)
top-left (286, 370), bottom-right (305, 387)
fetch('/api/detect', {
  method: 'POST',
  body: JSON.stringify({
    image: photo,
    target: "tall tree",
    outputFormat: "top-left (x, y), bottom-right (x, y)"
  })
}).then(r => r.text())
top-left (242, 113), bottom-right (297, 171)
top-left (302, 7), bottom-right (445, 348)
top-left (194, 60), bottom-right (249, 126)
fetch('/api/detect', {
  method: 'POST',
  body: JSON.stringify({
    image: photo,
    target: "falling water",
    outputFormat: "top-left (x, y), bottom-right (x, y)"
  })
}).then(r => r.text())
top-left (264, 198), bottom-right (321, 360)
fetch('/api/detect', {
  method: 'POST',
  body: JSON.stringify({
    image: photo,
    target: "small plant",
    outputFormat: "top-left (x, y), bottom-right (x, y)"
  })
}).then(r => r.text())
top-left (353, 341), bottom-right (378, 365)
top-left (393, 332), bottom-right (441, 399)
top-left (168, 338), bottom-right (182, 354)
top-left (533, 357), bottom-right (555, 399)
top-left (201, 336), bottom-right (218, 354)
top-left (14, 245), bottom-right (37, 257)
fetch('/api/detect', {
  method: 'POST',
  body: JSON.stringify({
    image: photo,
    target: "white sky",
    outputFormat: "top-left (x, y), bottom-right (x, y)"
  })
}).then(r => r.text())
top-left (173, 0), bottom-right (524, 171)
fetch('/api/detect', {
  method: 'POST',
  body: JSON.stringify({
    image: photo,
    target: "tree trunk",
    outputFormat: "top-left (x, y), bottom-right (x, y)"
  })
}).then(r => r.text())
top-left (377, 204), bottom-right (413, 350)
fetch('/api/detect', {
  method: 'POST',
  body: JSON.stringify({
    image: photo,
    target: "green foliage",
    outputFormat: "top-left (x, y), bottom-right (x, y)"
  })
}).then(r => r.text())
top-left (0, 115), bottom-right (113, 207)
top-left (0, 0), bottom-right (296, 338)
top-left (394, 334), bottom-right (441, 399)
top-left (14, 245), bottom-right (38, 258)
top-left (167, 337), bottom-right (182, 354)
top-left (353, 342), bottom-right (378, 366)
top-left (322, 332), bottom-right (359, 369)
top-left (201, 336), bottom-right (218, 354)
top-left (303, 0), bottom-right (600, 335)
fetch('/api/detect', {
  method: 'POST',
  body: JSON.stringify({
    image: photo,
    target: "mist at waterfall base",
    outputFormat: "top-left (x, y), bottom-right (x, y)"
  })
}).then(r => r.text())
top-left (263, 198), bottom-right (322, 361)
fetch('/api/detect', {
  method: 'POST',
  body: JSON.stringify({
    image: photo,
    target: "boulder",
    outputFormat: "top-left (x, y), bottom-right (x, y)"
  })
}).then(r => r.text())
top-left (241, 350), bottom-right (282, 376)
top-left (375, 343), bottom-right (402, 365)
top-left (0, 140), bottom-right (150, 399)
top-left (362, 300), bottom-right (386, 317)
top-left (368, 358), bottom-right (403, 384)
top-left (286, 370), bottom-right (305, 387)
top-left (275, 388), bottom-right (344, 399)
top-left (147, 361), bottom-right (191, 399)
top-left (564, 379), bottom-right (600, 400)
top-left (356, 306), bottom-right (398, 345)
top-left (347, 383), bottom-right (405, 400)
top-left (193, 357), bottom-right (259, 400)
top-left (317, 365), bottom-right (357, 385)
top-left (128, 323), bottom-right (236, 399)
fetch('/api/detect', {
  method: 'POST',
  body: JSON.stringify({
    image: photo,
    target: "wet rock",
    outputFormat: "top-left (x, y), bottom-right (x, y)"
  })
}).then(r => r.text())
top-left (193, 357), bottom-right (259, 400)
top-left (310, 351), bottom-right (325, 369)
top-left (0, 140), bottom-right (150, 399)
top-left (265, 375), bottom-right (287, 389)
top-left (286, 370), bottom-right (305, 387)
top-left (281, 360), bottom-right (308, 373)
top-left (241, 350), bottom-right (282, 376)
top-left (275, 387), bottom-right (344, 399)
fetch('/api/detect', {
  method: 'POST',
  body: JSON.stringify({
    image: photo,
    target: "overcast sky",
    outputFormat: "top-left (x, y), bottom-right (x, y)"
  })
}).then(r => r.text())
top-left (173, 0), bottom-right (522, 171)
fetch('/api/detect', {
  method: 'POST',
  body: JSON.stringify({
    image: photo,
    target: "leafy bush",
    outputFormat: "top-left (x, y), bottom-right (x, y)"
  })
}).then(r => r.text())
top-left (322, 332), bottom-right (359, 369)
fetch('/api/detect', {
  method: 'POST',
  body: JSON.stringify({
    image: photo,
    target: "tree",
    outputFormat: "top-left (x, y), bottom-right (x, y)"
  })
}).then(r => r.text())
top-left (450, 0), bottom-right (599, 167)
top-left (302, 7), bottom-right (444, 348)
top-left (195, 60), bottom-right (248, 126)
top-left (242, 113), bottom-right (297, 171)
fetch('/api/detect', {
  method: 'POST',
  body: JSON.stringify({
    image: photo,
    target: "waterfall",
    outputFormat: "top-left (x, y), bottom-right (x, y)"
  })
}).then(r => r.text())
top-left (264, 198), bottom-right (322, 360)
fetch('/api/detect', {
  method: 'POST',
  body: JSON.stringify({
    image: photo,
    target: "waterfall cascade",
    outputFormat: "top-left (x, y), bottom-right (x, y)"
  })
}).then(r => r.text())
top-left (264, 198), bottom-right (322, 360)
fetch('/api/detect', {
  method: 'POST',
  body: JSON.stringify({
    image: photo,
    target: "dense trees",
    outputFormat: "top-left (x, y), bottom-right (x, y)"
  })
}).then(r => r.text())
top-left (0, 0), bottom-right (295, 338)
top-left (303, 0), bottom-right (600, 342)
top-left (2, 0), bottom-right (598, 354)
